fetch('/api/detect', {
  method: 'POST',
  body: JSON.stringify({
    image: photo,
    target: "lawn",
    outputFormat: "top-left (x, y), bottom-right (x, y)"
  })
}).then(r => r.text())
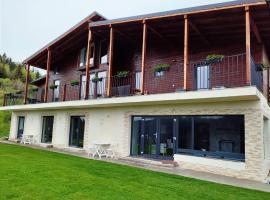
top-left (0, 111), bottom-right (11, 138)
top-left (0, 144), bottom-right (269, 200)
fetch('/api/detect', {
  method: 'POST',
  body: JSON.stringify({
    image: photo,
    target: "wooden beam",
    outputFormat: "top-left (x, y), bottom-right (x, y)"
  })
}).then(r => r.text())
top-left (245, 6), bottom-right (251, 86)
top-left (148, 25), bottom-right (168, 42)
top-left (250, 14), bottom-right (262, 44)
top-left (23, 64), bottom-right (30, 104)
top-left (84, 29), bottom-right (93, 99)
top-left (107, 26), bottom-right (114, 97)
top-left (140, 20), bottom-right (147, 94)
top-left (189, 20), bottom-right (210, 46)
top-left (183, 15), bottom-right (189, 90)
top-left (44, 49), bottom-right (51, 102)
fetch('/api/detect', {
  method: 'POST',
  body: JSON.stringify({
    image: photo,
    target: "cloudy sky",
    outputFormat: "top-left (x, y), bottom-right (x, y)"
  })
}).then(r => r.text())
top-left (0, 0), bottom-right (233, 63)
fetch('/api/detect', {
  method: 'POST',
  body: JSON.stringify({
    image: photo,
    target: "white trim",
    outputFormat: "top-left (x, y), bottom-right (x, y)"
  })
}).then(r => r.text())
top-left (0, 86), bottom-right (260, 111)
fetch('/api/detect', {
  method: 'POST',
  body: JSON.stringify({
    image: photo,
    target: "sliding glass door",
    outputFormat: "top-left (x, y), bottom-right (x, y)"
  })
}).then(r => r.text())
top-left (143, 117), bottom-right (158, 157)
top-left (131, 116), bottom-right (176, 159)
top-left (131, 115), bottom-right (245, 161)
top-left (41, 116), bottom-right (54, 143)
top-left (69, 116), bottom-right (85, 148)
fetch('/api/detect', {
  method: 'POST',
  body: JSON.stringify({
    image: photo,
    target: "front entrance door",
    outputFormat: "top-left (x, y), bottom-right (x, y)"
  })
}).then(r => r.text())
top-left (17, 116), bottom-right (25, 139)
top-left (41, 116), bottom-right (54, 143)
top-left (131, 116), bottom-right (176, 159)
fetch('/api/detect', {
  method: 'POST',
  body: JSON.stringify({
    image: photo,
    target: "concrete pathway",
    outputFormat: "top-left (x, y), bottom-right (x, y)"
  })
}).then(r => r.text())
top-left (1, 140), bottom-right (270, 193)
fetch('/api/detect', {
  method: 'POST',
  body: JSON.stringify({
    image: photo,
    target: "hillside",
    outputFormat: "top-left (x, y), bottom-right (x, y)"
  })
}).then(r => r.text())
top-left (0, 53), bottom-right (40, 138)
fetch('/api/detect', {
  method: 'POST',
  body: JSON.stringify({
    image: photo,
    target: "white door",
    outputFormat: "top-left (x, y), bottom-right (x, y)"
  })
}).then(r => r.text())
top-left (197, 65), bottom-right (210, 90)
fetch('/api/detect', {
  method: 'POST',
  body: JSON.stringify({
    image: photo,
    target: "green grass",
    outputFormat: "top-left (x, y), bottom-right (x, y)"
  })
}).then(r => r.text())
top-left (0, 144), bottom-right (269, 200)
top-left (0, 111), bottom-right (11, 138)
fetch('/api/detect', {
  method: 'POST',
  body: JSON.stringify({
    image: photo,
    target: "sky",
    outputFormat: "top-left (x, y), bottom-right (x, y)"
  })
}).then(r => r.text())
top-left (0, 0), bottom-right (234, 63)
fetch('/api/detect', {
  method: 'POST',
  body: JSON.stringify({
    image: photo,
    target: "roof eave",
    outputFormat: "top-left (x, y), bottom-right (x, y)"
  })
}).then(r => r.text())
top-left (23, 11), bottom-right (107, 65)
top-left (89, 0), bottom-right (267, 28)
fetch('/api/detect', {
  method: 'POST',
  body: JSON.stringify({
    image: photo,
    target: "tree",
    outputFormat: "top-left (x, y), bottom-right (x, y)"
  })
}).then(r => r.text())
top-left (35, 71), bottom-right (41, 79)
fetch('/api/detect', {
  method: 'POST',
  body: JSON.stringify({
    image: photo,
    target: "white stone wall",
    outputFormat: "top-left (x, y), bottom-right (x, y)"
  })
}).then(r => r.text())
top-left (9, 99), bottom-right (270, 182)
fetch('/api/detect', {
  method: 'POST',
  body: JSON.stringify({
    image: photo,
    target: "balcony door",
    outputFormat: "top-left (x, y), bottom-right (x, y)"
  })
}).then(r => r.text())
top-left (41, 116), bottom-right (54, 143)
top-left (196, 65), bottom-right (210, 90)
top-left (53, 80), bottom-right (60, 101)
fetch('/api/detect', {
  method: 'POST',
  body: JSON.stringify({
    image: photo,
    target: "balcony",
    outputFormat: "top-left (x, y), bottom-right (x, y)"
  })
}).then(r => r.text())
top-left (2, 53), bottom-right (265, 107)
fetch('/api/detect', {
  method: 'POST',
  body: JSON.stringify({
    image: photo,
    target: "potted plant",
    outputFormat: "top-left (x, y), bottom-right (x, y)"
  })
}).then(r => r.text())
top-left (116, 71), bottom-right (129, 78)
top-left (49, 84), bottom-right (58, 90)
top-left (70, 80), bottom-right (79, 86)
top-left (256, 63), bottom-right (269, 71)
top-left (205, 54), bottom-right (224, 65)
top-left (153, 63), bottom-right (170, 77)
top-left (91, 72), bottom-right (103, 83)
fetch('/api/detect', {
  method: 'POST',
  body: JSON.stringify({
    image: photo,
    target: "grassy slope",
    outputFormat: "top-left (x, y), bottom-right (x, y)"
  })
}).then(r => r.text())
top-left (0, 111), bottom-right (10, 138)
top-left (0, 144), bottom-right (269, 200)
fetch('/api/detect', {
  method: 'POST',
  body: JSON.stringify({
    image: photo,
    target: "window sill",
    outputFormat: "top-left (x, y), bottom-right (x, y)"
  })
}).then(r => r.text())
top-left (174, 154), bottom-right (245, 170)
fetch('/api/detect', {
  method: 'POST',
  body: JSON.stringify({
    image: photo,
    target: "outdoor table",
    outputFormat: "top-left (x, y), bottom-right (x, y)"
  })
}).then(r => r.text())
top-left (93, 143), bottom-right (111, 159)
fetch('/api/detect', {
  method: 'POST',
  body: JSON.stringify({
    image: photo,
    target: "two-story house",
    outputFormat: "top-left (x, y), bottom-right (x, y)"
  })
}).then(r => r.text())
top-left (1, 0), bottom-right (270, 182)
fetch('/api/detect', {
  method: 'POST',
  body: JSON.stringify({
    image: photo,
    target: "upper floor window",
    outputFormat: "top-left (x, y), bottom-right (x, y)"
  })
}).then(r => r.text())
top-left (99, 40), bottom-right (108, 64)
top-left (79, 45), bottom-right (94, 68)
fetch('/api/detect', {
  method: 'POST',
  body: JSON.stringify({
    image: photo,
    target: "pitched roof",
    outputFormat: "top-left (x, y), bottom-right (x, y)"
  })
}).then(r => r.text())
top-left (24, 11), bottom-right (106, 64)
top-left (89, 0), bottom-right (267, 27)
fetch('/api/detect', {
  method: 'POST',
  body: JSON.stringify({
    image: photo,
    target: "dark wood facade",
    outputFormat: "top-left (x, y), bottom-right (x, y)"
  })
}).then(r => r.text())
top-left (3, 0), bottom-right (270, 106)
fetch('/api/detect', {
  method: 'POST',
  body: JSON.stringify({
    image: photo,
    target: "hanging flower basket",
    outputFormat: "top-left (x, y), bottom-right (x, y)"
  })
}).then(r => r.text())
top-left (116, 71), bottom-right (129, 78)
top-left (70, 80), bottom-right (80, 86)
top-left (49, 85), bottom-right (58, 90)
top-left (205, 54), bottom-right (224, 65)
top-left (92, 73), bottom-right (103, 83)
top-left (153, 64), bottom-right (170, 73)
top-left (256, 63), bottom-right (269, 71)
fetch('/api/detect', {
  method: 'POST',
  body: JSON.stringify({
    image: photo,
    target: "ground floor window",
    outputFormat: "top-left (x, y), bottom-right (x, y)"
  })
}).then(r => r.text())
top-left (131, 115), bottom-right (245, 161)
top-left (69, 116), bottom-right (85, 148)
top-left (41, 116), bottom-right (54, 143)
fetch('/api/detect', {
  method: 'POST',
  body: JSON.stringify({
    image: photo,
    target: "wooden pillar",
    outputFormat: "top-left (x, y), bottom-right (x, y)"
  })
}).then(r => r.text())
top-left (44, 49), bottom-right (51, 102)
top-left (84, 29), bottom-right (92, 99)
top-left (107, 25), bottom-right (114, 97)
top-left (183, 15), bottom-right (189, 90)
top-left (141, 20), bottom-right (147, 94)
top-left (24, 64), bottom-right (30, 104)
top-left (62, 84), bottom-right (67, 101)
top-left (245, 6), bottom-right (251, 85)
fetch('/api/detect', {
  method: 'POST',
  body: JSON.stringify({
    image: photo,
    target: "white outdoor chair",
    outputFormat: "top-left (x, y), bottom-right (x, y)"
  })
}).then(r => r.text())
top-left (20, 135), bottom-right (35, 144)
top-left (87, 146), bottom-right (99, 158)
top-left (105, 144), bottom-right (118, 159)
